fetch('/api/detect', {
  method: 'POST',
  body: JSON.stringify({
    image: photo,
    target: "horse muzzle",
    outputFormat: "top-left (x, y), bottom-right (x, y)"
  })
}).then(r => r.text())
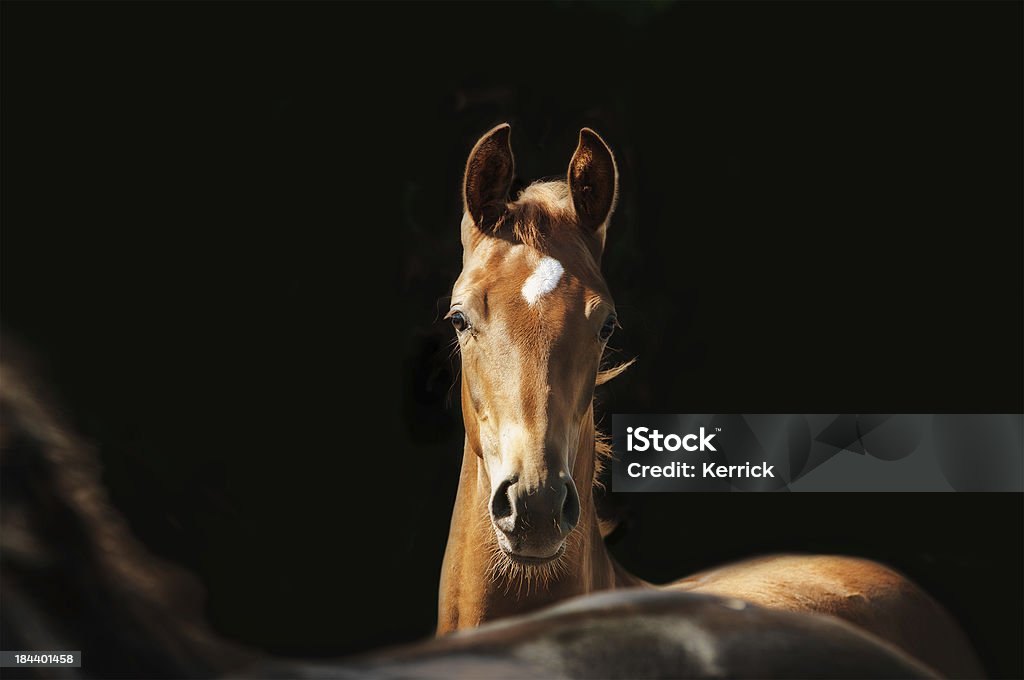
top-left (489, 473), bottom-right (580, 563)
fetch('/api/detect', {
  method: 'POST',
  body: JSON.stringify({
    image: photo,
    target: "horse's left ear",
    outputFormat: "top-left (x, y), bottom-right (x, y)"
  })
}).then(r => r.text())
top-left (567, 128), bottom-right (618, 246)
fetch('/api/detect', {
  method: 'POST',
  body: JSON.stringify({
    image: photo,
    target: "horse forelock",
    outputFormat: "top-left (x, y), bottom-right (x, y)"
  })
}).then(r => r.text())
top-left (489, 181), bottom-right (581, 253)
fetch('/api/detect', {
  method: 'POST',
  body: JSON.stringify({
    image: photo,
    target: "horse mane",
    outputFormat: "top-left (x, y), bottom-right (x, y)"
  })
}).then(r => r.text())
top-left (593, 358), bottom-right (636, 538)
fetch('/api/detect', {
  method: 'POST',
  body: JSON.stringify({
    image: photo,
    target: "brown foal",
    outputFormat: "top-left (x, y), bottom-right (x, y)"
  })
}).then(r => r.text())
top-left (437, 124), bottom-right (983, 678)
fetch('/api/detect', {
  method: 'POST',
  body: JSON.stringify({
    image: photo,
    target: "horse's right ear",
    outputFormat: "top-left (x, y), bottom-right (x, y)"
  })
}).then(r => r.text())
top-left (463, 123), bottom-right (515, 231)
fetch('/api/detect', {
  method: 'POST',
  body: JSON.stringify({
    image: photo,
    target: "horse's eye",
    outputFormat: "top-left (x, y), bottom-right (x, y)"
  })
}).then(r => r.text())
top-left (450, 311), bottom-right (470, 333)
top-left (600, 314), bottom-right (616, 341)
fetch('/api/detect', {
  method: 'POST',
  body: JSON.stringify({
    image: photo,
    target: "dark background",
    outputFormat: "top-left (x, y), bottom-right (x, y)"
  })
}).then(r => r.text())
top-left (2, 1), bottom-right (1021, 677)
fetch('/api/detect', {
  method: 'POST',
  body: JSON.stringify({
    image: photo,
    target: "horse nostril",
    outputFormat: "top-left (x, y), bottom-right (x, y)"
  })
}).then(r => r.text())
top-left (490, 477), bottom-right (516, 532)
top-left (560, 481), bottom-right (580, 535)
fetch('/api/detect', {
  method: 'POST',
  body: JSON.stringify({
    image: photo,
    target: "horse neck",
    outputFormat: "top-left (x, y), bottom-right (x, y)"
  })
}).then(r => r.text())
top-left (437, 405), bottom-right (625, 634)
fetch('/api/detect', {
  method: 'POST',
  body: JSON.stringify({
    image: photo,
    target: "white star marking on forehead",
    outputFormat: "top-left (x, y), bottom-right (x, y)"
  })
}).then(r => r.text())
top-left (521, 256), bottom-right (564, 305)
